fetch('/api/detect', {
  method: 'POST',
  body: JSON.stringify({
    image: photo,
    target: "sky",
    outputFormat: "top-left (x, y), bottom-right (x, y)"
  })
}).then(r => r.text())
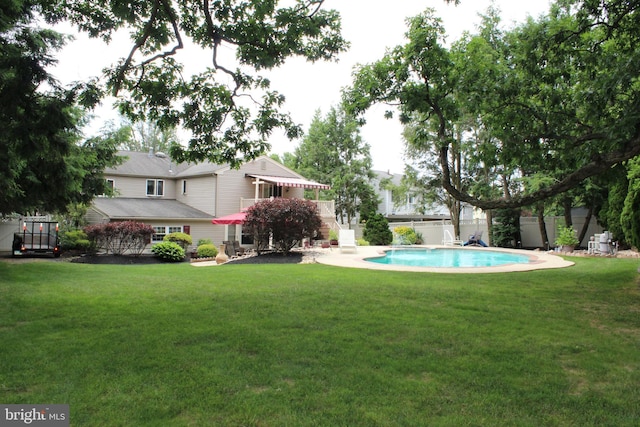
top-left (53, 0), bottom-right (551, 174)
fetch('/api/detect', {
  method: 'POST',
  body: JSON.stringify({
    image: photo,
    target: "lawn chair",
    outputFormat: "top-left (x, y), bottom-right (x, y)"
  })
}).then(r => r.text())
top-left (232, 240), bottom-right (245, 256)
top-left (464, 231), bottom-right (488, 247)
top-left (339, 229), bottom-right (357, 253)
top-left (222, 241), bottom-right (235, 258)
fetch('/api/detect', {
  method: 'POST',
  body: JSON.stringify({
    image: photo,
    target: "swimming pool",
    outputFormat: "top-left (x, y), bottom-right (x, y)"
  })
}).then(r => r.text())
top-left (365, 248), bottom-right (532, 268)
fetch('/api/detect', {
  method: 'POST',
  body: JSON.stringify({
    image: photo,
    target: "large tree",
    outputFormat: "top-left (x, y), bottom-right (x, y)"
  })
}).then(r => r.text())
top-left (344, 1), bottom-right (640, 211)
top-left (35, 0), bottom-right (348, 167)
top-left (0, 2), bottom-right (123, 215)
top-left (294, 106), bottom-right (377, 226)
top-left (2, 0), bottom-right (347, 214)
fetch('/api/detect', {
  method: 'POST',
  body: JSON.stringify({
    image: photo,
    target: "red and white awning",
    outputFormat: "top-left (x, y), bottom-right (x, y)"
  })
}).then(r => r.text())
top-left (247, 174), bottom-right (330, 190)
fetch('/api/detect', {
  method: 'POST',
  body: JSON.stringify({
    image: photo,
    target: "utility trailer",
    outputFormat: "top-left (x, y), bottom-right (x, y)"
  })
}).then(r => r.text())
top-left (12, 220), bottom-right (61, 257)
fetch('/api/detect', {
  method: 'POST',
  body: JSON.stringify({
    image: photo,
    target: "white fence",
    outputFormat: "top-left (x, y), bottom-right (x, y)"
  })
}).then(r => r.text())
top-left (352, 216), bottom-right (604, 249)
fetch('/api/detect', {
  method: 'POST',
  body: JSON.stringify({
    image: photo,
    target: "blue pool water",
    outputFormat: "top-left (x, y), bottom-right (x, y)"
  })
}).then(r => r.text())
top-left (365, 248), bottom-right (532, 268)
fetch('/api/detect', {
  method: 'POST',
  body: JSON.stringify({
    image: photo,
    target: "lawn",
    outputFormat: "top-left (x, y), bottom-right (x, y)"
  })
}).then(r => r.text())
top-left (1, 257), bottom-right (639, 426)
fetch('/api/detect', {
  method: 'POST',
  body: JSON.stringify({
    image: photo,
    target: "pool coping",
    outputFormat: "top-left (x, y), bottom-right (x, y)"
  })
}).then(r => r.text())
top-left (314, 245), bottom-right (574, 273)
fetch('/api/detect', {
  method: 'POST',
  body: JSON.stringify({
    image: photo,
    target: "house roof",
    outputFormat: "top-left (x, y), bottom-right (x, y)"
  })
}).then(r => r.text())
top-left (373, 170), bottom-right (403, 186)
top-left (91, 198), bottom-right (212, 220)
top-left (105, 152), bottom-right (331, 188)
top-left (106, 151), bottom-right (228, 178)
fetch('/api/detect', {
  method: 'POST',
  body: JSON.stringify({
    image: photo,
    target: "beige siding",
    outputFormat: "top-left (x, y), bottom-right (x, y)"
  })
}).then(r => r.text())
top-left (176, 176), bottom-right (217, 216)
top-left (215, 168), bottom-right (257, 216)
top-left (214, 158), bottom-right (308, 216)
top-left (144, 219), bottom-right (216, 249)
top-left (240, 157), bottom-right (304, 178)
top-left (0, 219), bottom-right (20, 254)
top-left (105, 174), bottom-right (177, 199)
top-left (188, 222), bottom-right (224, 248)
top-left (85, 207), bottom-right (109, 224)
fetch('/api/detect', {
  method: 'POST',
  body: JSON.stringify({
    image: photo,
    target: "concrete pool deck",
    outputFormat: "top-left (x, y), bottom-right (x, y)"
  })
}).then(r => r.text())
top-left (313, 245), bottom-right (574, 273)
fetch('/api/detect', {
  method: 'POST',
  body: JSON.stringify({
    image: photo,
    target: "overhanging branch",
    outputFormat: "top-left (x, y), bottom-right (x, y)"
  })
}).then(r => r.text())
top-left (440, 134), bottom-right (640, 210)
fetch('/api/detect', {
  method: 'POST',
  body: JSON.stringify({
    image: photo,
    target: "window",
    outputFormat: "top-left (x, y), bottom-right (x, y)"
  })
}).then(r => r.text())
top-left (146, 179), bottom-right (164, 196)
top-left (101, 179), bottom-right (115, 197)
top-left (261, 184), bottom-right (283, 198)
top-left (152, 225), bottom-right (183, 242)
top-left (182, 180), bottom-right (187, 195)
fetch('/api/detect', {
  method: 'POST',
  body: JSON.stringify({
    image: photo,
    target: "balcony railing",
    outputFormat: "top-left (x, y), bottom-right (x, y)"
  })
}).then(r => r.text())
top-left (240, 198), bottom-right (335, 217)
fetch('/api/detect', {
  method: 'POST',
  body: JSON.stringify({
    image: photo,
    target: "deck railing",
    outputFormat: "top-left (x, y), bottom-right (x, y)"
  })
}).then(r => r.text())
top-left (240, 198), bottom-right (335, 217)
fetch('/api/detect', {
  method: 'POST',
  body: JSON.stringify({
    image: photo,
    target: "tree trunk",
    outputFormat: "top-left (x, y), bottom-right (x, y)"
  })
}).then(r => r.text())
top-left (563, 197), bottom-right (573, 228)
top-left (514, 215), bottom-right (523, 248)
top-left (486, 210), bottom-right (493, 245)
top-left (536, 202), bottom-right (549, 249)
top-left (578, 204), bottom-right (594, 246)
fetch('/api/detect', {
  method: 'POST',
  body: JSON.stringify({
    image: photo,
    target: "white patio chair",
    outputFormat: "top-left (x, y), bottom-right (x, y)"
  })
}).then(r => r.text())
top-left (339, 229), bottom-right (357, 253)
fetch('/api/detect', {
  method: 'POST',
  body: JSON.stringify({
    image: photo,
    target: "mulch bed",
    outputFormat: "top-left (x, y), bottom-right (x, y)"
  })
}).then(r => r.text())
top-left (70, 254), bottom-right (168, 265)
top-left (224, 251), bottom-right (303, 265)
top-left (67, 251), bottom-right (304, 265)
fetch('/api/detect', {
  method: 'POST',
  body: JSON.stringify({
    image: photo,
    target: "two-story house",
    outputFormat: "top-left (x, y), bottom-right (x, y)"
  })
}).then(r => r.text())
top-left (372, 170), bottom-right (451, 222)
top-left (87, 150), bottom-right (334, 250)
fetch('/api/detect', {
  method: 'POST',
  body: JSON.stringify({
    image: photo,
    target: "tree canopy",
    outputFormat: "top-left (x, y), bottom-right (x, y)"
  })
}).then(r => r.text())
top-left (1, 2), bottom-right (120, 215)
top-left (2, 0), bottom-right (348, 214)
top-left (37, 0), bottom-right (348, 167)
top-left (344, 0), bottom-right (640, 210)
top-left (293, 106), bottom-right (377, 225)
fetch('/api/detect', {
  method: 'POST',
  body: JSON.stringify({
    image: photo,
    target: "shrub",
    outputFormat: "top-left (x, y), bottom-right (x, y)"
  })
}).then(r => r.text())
top-left (244, 198), bottom-right (323, 255)
top-left (197, 238), bottom-right (213, 246)
top-left (363, 214), bottom-right (393, 245)
top-left (555, 226), bottom-right (580, 248)
top-left (84, 221), bottom-right (154, 256)
top-left (151, 241), bottom-right (185, 262)
top-left (491, 209), bottom-right (521, 248)
top-left (393, 226), bottom-right (417, 245)
top-left (197, 244), bottom-right (218, 258)
top-left (60, 230), bottom-right (91, 251)
top-left (357, 238), bottom-right (370, 246)
top-left (164, 232), bottom-right (192, 250)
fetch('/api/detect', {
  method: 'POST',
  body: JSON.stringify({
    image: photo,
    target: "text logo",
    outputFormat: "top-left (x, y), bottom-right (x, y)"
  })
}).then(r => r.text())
top-left (1, 405), bottom-right (69, 427)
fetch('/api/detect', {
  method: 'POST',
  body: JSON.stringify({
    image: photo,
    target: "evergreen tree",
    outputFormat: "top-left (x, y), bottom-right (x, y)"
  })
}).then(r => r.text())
top-left (294, 106), bottom-right (378, 226)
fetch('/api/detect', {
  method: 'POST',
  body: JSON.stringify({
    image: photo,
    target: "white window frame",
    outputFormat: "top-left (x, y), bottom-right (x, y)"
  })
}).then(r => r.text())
top-left (146, 179), bottom-right (164, 197)
top-left (182, 179), bottom-right (187, 195)
top-left (152, 225), bottom-right (183, 242)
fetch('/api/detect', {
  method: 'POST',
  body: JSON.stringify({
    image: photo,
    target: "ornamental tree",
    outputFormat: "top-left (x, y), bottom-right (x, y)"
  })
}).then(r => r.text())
top-left (84, 221), bottom-right (155, 256)
top-left (243, 198), bottom-right (322, 255)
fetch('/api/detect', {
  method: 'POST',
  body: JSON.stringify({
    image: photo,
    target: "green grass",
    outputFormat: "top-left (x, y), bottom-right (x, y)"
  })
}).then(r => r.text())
top-left (1, 258), bottom-right (639, 426)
